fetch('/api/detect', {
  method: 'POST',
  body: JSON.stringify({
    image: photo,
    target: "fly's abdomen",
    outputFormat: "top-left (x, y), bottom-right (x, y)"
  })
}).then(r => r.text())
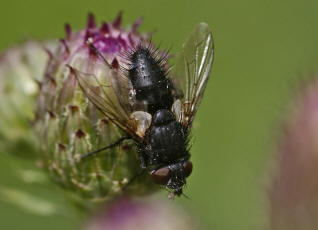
top-left (128, 47), bottom-right (173, 114)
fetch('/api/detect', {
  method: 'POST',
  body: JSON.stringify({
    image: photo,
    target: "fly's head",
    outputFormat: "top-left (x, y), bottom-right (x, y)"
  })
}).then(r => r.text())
top-left (150, 160), bottom-right (193, 198)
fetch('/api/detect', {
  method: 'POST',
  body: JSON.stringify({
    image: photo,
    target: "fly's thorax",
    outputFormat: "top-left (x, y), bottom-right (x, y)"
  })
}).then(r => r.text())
top-left (152, 109), bottom-right (175, 125)
top-left (149, 110), bottom-right (187, 151)
top-left (143, 109), bottom-right (189, 166)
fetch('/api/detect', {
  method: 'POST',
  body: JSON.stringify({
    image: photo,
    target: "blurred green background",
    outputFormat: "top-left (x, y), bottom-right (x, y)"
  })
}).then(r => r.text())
top-left (1, 0), bottom-right (318, 229)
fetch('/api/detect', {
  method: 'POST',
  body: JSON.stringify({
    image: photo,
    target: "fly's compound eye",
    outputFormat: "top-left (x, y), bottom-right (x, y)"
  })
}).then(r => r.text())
top-left (183, 160), bottom-right (193, 177)
top-left (150, 167), bottom-right (171, 185)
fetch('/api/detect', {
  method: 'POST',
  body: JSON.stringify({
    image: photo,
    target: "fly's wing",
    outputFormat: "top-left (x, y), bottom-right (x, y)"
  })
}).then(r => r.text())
top-left (70, 66), bottom-right (151, 140)
top-left (171, 22), bottom-right (214, 130)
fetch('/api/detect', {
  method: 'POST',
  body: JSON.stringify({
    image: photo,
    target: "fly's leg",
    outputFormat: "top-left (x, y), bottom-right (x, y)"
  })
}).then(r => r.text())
top-left (80, 136), bottom-right (131, 160)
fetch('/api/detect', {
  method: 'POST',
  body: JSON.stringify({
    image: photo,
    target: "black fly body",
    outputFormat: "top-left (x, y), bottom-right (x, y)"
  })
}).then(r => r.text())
top-left (74, 23), bottom-right (214, 198)
top-left (120, 43), bottom-right (175, 114)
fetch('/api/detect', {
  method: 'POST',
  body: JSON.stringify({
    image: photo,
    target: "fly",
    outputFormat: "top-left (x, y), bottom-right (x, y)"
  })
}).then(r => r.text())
top-left (72, 22), bottom-right (214, 198)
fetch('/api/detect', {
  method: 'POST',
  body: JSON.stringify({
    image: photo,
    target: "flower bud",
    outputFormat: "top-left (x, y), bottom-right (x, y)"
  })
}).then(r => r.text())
top-left (34, 13), bottom-right (157, 201)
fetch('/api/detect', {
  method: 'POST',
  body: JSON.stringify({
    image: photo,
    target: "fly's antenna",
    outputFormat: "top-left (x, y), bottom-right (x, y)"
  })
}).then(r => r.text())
top-left (86, 38), bottom-right (112, 69)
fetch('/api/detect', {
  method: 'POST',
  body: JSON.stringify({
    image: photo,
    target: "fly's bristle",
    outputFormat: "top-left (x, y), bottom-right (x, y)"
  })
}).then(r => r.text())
top-left (120, 41), bottom-right (172, 79)
top-left (118, 49), bottom-right (133, 76)
top-left (119, 48), bottom-right (135, 61)
top-left (145, 42), bottom-right (171, 76)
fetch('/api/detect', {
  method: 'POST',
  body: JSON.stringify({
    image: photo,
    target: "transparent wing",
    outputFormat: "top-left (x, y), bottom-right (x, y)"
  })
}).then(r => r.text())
top-left (171, 23), bottom-right (214, 129)
top-left (70, 66), bottom-right (150, 140)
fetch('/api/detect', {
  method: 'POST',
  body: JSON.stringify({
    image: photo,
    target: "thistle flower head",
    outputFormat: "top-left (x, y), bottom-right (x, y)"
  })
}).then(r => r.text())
top-left (34, 13), bottom-right (157, 201)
